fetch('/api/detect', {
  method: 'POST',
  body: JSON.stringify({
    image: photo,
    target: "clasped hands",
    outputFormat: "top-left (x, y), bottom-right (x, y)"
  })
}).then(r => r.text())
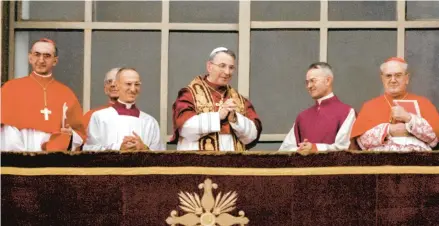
top-left (297, 138), bottom-right (316, 155)
top-left (120, 131), bottom-right (149, 151)
top-left (389, 106), bottom-right (412, 137)
top-left (219, 98), bottom-right (237, 123)
top-left (60, 123), bottom-right (73, 135)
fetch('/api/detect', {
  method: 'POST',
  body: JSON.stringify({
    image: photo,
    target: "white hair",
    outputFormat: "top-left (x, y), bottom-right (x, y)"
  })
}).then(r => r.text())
top-left (104, 67), bottom-right (120, 82)
top-left (320, 67), bottom-right (334, 77)
top-left (308, 62), bottom-right (334, 77)
top-left (380, 61), bottom-right (408, 73)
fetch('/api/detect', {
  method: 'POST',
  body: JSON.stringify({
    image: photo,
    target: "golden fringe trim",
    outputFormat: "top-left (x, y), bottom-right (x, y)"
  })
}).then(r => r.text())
top-left (2, 166), bottom-right (439, 176)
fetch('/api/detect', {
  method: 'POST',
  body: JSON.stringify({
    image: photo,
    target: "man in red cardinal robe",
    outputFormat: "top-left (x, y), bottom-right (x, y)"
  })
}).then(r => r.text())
top-left (1, 38), bottom-right (86, 151)
top-left (351, 57), bottom-right (439, 151)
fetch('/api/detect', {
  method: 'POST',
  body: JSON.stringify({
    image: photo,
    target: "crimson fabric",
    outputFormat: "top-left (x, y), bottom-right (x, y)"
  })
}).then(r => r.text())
top-left (1, 152), bottom-right (439, 225)
top-left (112, 101), bottom-right (140, 118)
top-left (171, 75), bottom-right (262, 149)
top-left (294, 95), bottom-right (352, 145)
top-left (1, 151), bottom-right (438, 168)
top-left (385, 57), bottom-right (407, 63)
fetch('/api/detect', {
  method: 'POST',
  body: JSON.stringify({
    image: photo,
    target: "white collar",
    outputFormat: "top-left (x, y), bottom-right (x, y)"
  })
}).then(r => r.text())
top-left (317, 92), bottom-right (334, 104)
top-left (33, 71), bottom-right (52, 78)
top-left (117, 99), bottom-right (135, 109)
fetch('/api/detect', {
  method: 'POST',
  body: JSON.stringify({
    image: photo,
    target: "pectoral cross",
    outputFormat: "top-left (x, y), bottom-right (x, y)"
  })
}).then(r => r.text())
top-left (215, 99), bottom-right (224, 108)
top-left (40, 107), bottom-right (52, 121)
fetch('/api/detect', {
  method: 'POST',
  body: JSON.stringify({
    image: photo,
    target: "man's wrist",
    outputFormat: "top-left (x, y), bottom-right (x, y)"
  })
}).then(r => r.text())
top-left (387, 124), bottom-right (393, 137)
top-left (311, 143), bottom-right (318, 152)
top-left (386, 123), bottom-right (393, 139)
top-left (405, 113), bottom-right (415, 133)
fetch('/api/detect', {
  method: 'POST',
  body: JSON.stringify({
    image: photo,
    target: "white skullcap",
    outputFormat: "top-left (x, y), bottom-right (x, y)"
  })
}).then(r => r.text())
top-left (209, 47), bottom-right (228, 58)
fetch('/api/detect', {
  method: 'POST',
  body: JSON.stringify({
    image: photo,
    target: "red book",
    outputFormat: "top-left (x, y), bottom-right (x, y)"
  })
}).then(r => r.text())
top-left (393, 100), bottom-right (421, 117)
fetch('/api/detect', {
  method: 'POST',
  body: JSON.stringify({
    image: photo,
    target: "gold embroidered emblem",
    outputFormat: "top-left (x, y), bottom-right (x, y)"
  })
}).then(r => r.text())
top-left (186, 76), bottom-right (247, 152)
top-left (166, 178), bottom-right (249, 226)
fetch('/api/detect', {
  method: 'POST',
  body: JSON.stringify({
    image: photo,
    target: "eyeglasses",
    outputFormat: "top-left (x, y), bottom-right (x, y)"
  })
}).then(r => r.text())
top-left (104, 79), bottom-right (116, 85)
top-left (31, 52), bottom-right (54, 60)
top-left (305, 77), bottom-right (323, 86)
top-left (210, 62), bottom-right (236, 71)
top-left (382, 72), bottom-right (407, 80)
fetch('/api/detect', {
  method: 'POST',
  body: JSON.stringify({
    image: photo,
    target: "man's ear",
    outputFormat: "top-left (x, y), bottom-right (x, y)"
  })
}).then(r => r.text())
top-left (326, 75), bottom-right (333, 85)
top-left (53, 56), bottom-right (59, 66)
top-left (28, 52), bottom-right (32, 64)
top-left (206, 61), bottom-right (212, 73)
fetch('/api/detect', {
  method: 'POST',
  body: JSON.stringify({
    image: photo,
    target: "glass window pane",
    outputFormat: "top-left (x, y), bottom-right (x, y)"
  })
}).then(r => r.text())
top-left (328, 29), bottom-right (397, 111)
top-left (170, 1), bottom-right (238, 23)
top-left (167, 31), bottom-right (238, 134)
top-left (406, 1), bottom-right (439, 20)
top-left (93, 1), bottom-right (161, 22)
top-left (91, 31), bottom-right (161, 121)
top-left (405, 29), bottom-right (439, 107)
top-left (329, 1), bottom-right (396, 21)
top-left (250, 30), bottom-right (320, 134)
top-left (251, 1), bottom-right (320, 21)
top-left (14, 31), bottom-right (84, 104)
top-left (18, 1), bottom-right (84, 21)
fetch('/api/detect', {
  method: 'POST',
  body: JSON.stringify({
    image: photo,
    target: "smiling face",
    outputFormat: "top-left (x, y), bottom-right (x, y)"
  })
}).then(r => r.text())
top-left (28, 41), bottom-right (58, 75)
top-left (380, 61), bottom-right (409, 98)
top-left (206, 52), bottom-right (235, 86)
top-left (305, 68), bottom-right (333, 100)
top-left (104, 68), bottom-right (119, 102)
top-left (116, 69), bottom-right (141, 103)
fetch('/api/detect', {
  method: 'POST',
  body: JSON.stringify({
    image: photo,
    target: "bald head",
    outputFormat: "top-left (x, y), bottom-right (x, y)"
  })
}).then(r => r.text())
top-left (116, 68), bottom-right (142, 103)
top-left (105, 67), bottom-right (120, 82)
top-left (116, 68), bottom-right (138, 80)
